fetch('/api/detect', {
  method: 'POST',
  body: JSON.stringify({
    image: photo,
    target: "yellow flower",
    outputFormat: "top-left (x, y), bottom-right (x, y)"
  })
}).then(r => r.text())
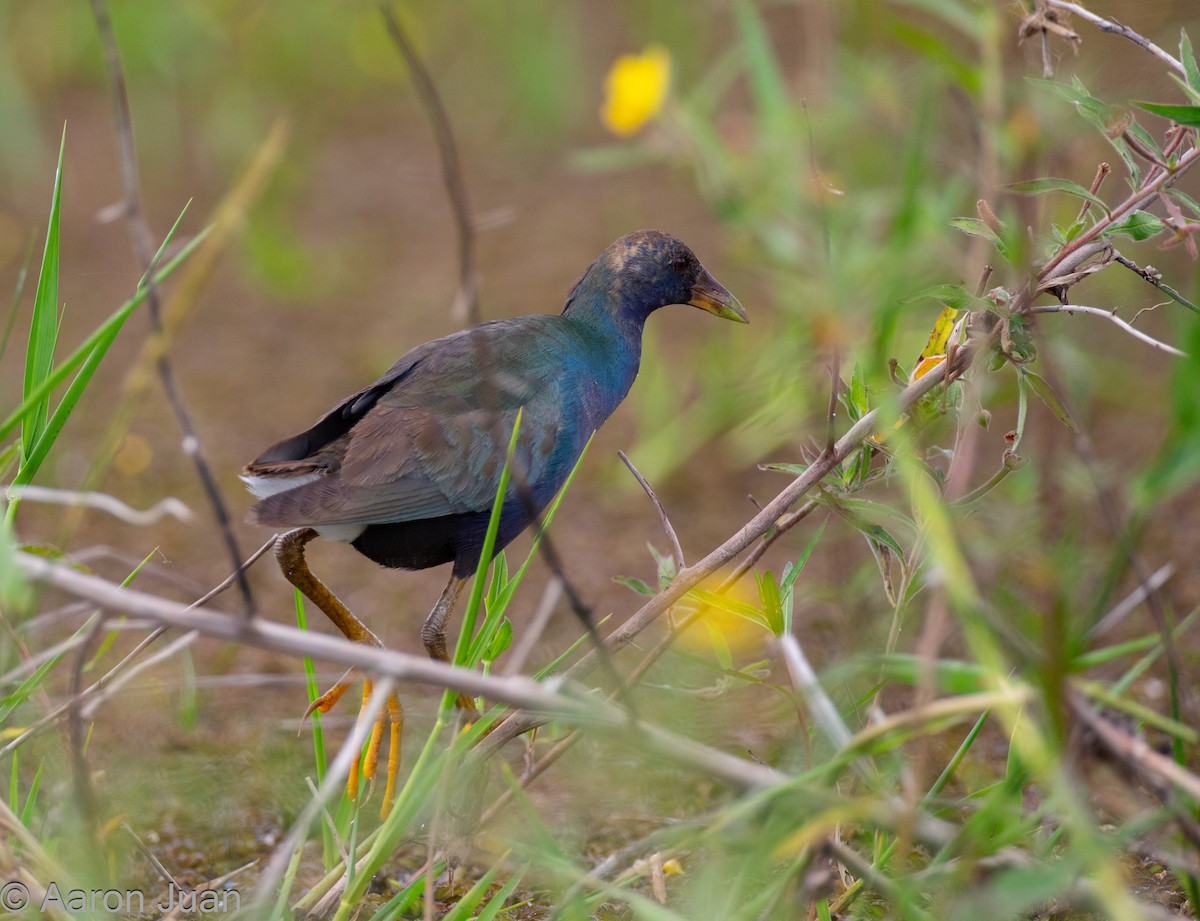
top-left (601, 44), bottom-right (671, 137)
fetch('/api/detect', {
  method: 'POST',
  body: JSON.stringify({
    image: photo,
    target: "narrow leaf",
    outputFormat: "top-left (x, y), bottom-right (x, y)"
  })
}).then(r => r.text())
top-left (1181, 30), bottom-right (1200, 93)
top-left (1008, 177), bottom-right (1110, 214)
top-left (0, 217), bottom-right (208, 444)
top-left (1134, 101), bottom-right (1200, 129)
top-left (1103, 210), bottom-right (1164, 242)
top-left (950, 217), bottom-right (1001, 246)
top-left (904, 283), bottom-right (986, 312)
top-left (22, 128), bottom-right (66, 458)
top-left (1021, 369), bottom-right (1077, 432)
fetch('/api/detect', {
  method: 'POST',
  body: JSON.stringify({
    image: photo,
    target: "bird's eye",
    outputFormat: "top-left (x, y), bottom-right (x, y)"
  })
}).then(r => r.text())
top-left (672, 255), bottom-right (689, 272)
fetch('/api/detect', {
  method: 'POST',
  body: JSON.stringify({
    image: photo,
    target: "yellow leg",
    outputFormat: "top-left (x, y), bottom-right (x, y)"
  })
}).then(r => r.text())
top-left (277, 528), bottom-right (404, 817)
top-left (420, 574), bottom-right (478, 714)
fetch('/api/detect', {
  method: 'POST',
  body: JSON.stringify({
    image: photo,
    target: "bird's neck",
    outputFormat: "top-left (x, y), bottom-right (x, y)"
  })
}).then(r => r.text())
top-left (560, 280), bottom-right (648, 420)
top-left (561, 272), bottom-right (653, 348)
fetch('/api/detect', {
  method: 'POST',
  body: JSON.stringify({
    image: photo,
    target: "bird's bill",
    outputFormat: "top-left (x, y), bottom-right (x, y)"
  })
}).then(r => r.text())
top-left (687, 269), bottom-right (748, 323)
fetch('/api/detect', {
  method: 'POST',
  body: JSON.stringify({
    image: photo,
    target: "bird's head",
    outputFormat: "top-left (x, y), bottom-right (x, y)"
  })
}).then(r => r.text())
top-left (581, 230), bottom-right (748, 324)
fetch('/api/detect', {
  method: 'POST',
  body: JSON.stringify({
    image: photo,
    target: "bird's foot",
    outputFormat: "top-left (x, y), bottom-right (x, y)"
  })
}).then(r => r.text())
top-left (302, 669), bottom-right (354, 721)
top-left (352, 678), bottom-right (404, 816)
top-left (303, 673), bottom-right (404, 819)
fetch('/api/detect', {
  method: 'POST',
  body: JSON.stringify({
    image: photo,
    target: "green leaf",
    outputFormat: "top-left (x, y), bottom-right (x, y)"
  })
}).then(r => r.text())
top-left (1168, 73), bottom-right (1200, 107)
top-left (0, 644), bottom-right (68, 722)
top-left (22, 128), bottom-right (66, 461)
top-left (1021, 369), bottom-right (1078, 432)
top-left (1008, 177), bottom-right (1109, 214)
top-left (1033, 76), bottom-right (1112, 131)
top-left (438, 861), bottom-right (507, 921)
top-left (756, 571), bottom-right (785, 637)
top-left (646, 541), bottom-right (677, 587)
top-left (820, 493), bottom-right (906, 557)
top-left (456, 412), bottom-right (524, 675)
top-left (481, 617), bottom-right (513, 663)
top-left (876, 654), bottom-right (990, 694)
top-left (13, 323), bottom-right (120, 489)
top-left (1181, 29), bottom-right (1200, 93)
top-left (19, 759), bottom-right (44, 829)
top-left (1126, 119), bottom-right (1166, 161)
top-left (849, 361), bottom-right (868, 419)
top-left (760, 461), bottom-right (809, 476)
top-left (1168, 187), bottom-right (1200, 220)
top-left (614, 575), bottom-right (655, 596)
top-left (904, 283), bottom-right (987, 312)
top-left (688, 587), bottom-right (770, 631)
top-left (950, 217), bottom-right (1000, 246)
top-left (1134, 101), bottom-right (1200, 129)
top-left (0, 211), bottom-right (205, 444)
top-left (1103, 210), bottom-right (1165, 242)
top-left (364, 874), bottom-right (426, 921)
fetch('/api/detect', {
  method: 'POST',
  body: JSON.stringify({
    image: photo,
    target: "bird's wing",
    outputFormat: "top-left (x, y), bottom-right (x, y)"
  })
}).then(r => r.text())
top-left (246, 318), bottom-right (571, 528)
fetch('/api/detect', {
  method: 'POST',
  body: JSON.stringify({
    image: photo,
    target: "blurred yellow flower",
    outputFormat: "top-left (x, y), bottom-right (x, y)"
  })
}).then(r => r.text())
top-left (602, 44), bottom-right (671, 137)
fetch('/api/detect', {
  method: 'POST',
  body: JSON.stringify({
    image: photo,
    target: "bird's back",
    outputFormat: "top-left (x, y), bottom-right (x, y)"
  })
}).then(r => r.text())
top-left (243, 313), bottom-right (639, 573)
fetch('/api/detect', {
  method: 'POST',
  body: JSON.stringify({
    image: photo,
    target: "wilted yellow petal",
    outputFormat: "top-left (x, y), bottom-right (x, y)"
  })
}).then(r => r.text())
top-left (917, 305), bottom-right (960, 365)
top-left (602, 44), bottom-right (671, 137)
top-left (911, 354), bottom-right (946, 380)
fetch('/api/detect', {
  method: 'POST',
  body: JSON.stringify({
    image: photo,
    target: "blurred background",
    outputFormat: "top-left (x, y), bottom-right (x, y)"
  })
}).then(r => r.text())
top-left (2, 0), bottom-right (1198, 896)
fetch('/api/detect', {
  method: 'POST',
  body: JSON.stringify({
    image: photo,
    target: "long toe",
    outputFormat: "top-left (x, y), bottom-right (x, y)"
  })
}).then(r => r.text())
top-left (380, 691), bottom-right (404, 819)
top-left (353, 679), bottom-right (388, 805)
top-left (303, 670), bottom-right (355, 721)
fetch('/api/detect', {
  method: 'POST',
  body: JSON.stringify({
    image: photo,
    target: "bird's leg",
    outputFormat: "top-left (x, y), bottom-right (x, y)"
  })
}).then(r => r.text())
top-left (420, 574), bottom-right (478, 713)
top-left (276, 528), bottom-right (403, 813)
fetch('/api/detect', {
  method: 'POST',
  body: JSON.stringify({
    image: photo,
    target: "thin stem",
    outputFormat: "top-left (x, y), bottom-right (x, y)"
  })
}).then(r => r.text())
top-left (89, 0), bottom-right (254, 614)
top-left (1030, 303), bottom-right (1187, 356)
top-left (378, 3), bottom-right (478, 326)
top-left (1042, 0), bottom-right (1186, 76)
top-left (618, 450), bottom-right (685, 571)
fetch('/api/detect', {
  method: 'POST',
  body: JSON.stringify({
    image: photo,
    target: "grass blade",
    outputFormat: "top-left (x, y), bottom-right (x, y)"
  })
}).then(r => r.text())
top-left (0, 218), bottom-right (208, 445)
top-left (21, 126), bottom-right (66, 460)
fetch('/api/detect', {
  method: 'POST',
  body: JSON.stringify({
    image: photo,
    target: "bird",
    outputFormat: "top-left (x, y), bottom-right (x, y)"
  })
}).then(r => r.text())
top-left (242, 229), bottom-right (747, 812)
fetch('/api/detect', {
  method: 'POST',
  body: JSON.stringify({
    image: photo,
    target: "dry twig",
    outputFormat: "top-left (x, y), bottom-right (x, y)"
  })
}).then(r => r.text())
top-left (378, 2), bottom-right (478, 326)
top-left (1029, 303), bottom-right (1188, 356)
top-left (618, 450), bottom-right (685, 571)
top-left (89, 0), bottom-right (254, 614)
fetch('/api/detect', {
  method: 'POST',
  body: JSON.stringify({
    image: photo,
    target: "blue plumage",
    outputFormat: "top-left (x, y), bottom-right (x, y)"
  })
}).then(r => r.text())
top-left (243, 229), bottom-right (746, 577)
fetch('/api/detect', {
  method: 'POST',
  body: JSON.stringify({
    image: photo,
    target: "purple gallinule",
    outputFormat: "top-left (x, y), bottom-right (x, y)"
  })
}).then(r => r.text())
top-left (242, 229), bottom-right (746, 810)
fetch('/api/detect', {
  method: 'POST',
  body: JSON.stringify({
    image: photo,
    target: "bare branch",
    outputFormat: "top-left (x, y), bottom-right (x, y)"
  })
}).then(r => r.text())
top-left (1087, 563), bottom-right (1175, 641)
top-left (0, 537), bottom-right (276, 760)
top-left (1037, 146), bottom-right (1200, 284)
top-left (1030, 303), bottom-right (1188, 356)
top-left (6, 484), bottom-right (193, 525)
top-left (824, 352), bottom-right (841, 455)
top-left (1070, 690), bottom-right (1200, 801)
top-left (89, 0), bottom-right (254, 614)
top-left (1042, 1), bottom-right (1186, 76)
top-left (16, 552), bottom-right (782, 793)
top-left (779, 633), bottom-right (853, 750)
top-left (378, 3), bottom-right (478, 326)
top-left (618, 450), bottom-right (685, 571)
top-left (1113, 252), bottom-right (1200, 316)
